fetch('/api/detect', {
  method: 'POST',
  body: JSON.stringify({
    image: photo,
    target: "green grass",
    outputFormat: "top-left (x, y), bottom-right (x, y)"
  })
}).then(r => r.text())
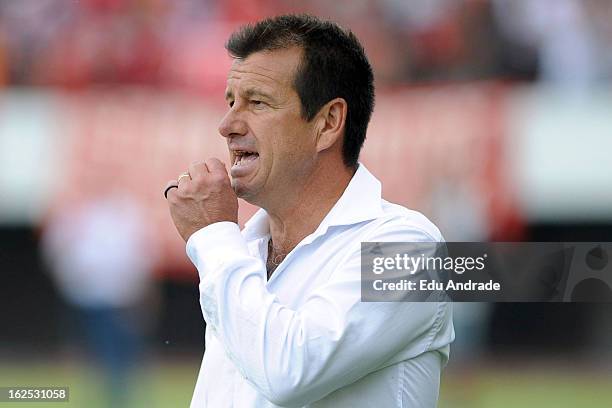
top-left (1, 360), bottom-right (611, 407)
top-left (439, 368), bottom-right (612, 408)
top-left (0, 360), bottom-right (197, 408)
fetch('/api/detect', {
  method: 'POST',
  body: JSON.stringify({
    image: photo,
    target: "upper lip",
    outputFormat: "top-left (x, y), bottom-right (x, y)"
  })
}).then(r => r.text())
top-left (232, 149), bottom-right (258, 155)
top-left (228, 144), bottom-right (258, 155)
top-left (229, 144), bottom-right (258, 165)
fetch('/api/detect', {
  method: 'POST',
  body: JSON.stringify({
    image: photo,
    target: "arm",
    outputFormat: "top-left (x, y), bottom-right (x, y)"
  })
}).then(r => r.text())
top-left (187, 221), bottom-right (451, 407)
top-left (165, 159), bottom-right (452, 406)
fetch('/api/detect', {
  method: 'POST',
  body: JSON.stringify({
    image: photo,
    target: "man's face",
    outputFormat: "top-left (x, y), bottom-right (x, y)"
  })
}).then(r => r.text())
top-left (219, 47), bottom-right (318, 205)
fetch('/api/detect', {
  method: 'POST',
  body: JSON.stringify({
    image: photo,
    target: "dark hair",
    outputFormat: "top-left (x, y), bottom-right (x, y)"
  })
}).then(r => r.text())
top-left (226, 14), bottom-right (375, 168)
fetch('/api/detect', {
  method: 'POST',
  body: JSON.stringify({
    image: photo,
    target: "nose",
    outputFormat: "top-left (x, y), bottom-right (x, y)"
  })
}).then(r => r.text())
top-left (218, 108), bottom-right (248, 139)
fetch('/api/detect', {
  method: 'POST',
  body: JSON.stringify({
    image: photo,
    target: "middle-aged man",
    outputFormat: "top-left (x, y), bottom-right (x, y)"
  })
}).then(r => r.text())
top-left (165, 14), bottom-right (454, 408)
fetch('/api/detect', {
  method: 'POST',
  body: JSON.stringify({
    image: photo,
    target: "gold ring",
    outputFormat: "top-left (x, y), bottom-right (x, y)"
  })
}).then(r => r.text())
top-left (177, 173), bottom-right (191, 184)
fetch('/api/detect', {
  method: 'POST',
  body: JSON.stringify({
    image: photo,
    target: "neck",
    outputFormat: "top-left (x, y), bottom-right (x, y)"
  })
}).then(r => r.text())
top-left (265, 160), bottom-right (355, 253)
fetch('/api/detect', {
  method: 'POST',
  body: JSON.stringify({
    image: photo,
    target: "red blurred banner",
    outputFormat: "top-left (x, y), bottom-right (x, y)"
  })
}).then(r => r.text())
top-left (44, 84), bottom-right (522, 280)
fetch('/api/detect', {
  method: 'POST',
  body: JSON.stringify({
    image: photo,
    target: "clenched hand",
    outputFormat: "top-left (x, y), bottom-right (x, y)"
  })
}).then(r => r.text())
top-left (165, 158), bottom-right (238, 242)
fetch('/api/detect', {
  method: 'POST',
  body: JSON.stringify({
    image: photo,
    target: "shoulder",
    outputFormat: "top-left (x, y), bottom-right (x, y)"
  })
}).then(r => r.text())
top-left (366, 199), bottom-right (444, 243)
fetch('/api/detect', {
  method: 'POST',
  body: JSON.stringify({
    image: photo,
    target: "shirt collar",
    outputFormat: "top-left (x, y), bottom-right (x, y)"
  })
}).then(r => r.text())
top-left (242, 163), bottom-right (383, 241)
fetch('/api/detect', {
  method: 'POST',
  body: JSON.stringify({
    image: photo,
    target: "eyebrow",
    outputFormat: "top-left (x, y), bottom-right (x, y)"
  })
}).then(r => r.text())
top-left (225, 88), bottom-right (275, 102)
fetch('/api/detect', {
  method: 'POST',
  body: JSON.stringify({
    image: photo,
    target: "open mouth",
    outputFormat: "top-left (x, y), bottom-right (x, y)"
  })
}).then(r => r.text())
top-left (233, 150), bottom-right (259, 166)
top-left (231, 149), bottom-right (260, 178)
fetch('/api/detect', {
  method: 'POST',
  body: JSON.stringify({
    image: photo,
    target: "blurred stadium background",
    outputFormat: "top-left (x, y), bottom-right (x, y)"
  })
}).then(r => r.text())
top-left (1, 0), bottom-right (612, 407)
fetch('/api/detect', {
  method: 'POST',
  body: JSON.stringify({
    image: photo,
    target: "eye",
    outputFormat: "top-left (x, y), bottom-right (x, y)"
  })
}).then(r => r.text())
top-left (250, 100), bottom-right (264, 106)
top-left (228, 100), bottom-right (234, 108)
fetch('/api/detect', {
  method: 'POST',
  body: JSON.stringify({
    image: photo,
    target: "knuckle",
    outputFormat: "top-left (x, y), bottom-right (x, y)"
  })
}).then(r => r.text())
top-left (210, 173), bottom-right (225, 184)
top-left (189, 160), bottom-right (207, 177)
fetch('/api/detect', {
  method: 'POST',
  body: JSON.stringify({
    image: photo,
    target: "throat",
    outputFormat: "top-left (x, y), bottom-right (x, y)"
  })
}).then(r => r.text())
top-left (266, 238), bottom-right (288, 280)
top-left (266, 258), bottom-right (278, 280)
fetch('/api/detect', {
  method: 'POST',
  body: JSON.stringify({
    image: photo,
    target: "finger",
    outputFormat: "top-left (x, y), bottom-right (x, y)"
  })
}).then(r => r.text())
top-left (204, 157), bottom-right (227, 174)
top-left (205, 158), bottom-right (231, 184)
top-left (189, 160), bottom-right (210, 181)
top-left (177, 172), bottom-right (192, 192)
top-left (177, 172), bottom-right (191, 184)
top-left (164, 181), bottom-right (179, 200)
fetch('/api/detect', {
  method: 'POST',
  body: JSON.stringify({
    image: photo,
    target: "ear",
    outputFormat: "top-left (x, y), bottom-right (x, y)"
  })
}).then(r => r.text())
top-left (315, 98), bottom-right (347, 153)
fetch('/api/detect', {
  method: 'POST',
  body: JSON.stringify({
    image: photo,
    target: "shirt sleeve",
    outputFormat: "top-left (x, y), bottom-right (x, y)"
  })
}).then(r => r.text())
top-left (186, 220), bottom-right (453, 407)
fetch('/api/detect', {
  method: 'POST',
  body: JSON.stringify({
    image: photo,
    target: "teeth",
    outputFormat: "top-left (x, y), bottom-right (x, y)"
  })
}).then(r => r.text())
top-left (234, 154), bottom-right (245, 166)
top-left (233, 150), bottom-right (257, 167)
top-left (232, 150), bottom-right (258, 167)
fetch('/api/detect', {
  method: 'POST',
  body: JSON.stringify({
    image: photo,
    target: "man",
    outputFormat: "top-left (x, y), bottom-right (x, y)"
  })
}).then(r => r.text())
top-left (165, 14), bottom-right (454, 408)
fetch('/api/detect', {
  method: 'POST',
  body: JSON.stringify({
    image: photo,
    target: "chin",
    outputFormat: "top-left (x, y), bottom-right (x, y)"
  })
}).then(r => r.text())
top-left (231, 179), bottom-right (253, 199)
top-left (232, 180), bottom-right (266, 207)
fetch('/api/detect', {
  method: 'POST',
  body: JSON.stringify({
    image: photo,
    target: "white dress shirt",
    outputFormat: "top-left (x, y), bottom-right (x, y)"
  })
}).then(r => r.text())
top-left (186, 164), bottom-right (454, 407)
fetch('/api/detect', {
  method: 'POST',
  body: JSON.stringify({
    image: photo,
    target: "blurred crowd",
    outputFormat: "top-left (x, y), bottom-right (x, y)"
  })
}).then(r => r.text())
top-left (1, 0), bottom-right (612, 90)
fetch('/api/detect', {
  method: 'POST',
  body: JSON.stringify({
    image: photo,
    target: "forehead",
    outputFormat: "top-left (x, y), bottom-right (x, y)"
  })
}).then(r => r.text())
top-left (226, 47), bottom-right (302, 95)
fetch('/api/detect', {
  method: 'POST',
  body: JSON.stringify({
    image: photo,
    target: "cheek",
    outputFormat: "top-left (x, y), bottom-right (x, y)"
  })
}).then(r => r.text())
top-left (273, 134), bottom-right (308, 163)
top-left (258, 113), bottom-right (316, 168)
top-left (275, 132), bottom-right (317, 175)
